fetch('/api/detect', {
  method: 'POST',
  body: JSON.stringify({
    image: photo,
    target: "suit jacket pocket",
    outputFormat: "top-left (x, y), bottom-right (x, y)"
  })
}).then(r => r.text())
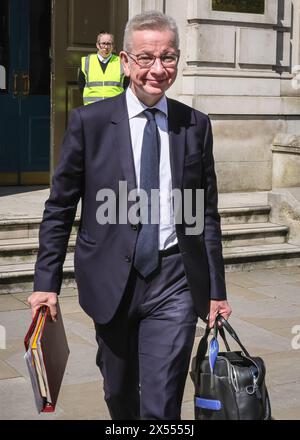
top-left (77, 229), bottom-right (97, 245)
top-left (184, 151), bottom-right (202, 166)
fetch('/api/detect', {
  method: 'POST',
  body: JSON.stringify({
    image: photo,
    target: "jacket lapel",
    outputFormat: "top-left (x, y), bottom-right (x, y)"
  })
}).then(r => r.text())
top-left (167, 99), bottom-right (186, 190)
top-left (111, 94), bottom-right (189, 194)
top-left (111, 94), bottom-right (137, 192)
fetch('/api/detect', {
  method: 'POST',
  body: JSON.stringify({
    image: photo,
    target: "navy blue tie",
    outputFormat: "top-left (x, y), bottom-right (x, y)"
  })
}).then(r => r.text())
top-left (134, 109), bottom-right (160, 278)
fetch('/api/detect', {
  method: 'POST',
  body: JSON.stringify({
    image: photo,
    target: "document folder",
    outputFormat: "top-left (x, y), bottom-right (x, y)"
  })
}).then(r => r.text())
top-left (24, 301), bottom-right (70, 413)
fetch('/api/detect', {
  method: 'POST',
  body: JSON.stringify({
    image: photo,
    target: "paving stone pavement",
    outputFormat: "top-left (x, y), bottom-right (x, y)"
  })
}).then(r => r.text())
top-left (0, 267), bottom-right (300, 420)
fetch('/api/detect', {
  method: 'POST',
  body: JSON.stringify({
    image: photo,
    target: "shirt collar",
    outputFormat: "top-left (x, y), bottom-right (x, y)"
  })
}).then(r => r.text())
top-left (126, 86), bottom-right (168, 120)
top-left (97, 53), bottom-right (112, 64)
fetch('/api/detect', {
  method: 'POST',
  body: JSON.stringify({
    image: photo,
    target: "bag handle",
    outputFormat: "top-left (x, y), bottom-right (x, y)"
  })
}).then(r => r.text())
top-left (216, 317), bottom-right (267, 386)
top-left (195, 325), bottom-right (210, 363)
top-left (195, 318), bottom-right (230, 366)
top-left (193, 316), bottom-right (267, 389)
top-left (216, 315), bottom-right (250, 357)
top-left (216, 323), bottom-right (231, 352)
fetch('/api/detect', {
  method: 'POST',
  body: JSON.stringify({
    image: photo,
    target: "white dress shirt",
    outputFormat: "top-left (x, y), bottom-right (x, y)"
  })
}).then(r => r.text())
top-left (97, 53), bottom-right (112, 64)
top-left (126, 87), bottom-right (177, 250)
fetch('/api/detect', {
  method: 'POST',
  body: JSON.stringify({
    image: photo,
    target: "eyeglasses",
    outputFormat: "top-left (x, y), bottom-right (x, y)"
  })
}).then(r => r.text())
top-left (126, 52), bottom-right (179, 68)
top-left (98, 42), bottom-right (113, 47)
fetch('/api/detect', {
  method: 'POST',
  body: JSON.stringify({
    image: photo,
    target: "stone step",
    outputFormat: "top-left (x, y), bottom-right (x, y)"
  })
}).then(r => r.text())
top-left (224, 243), bottom-right (300, 271)
top-left (2, 243), bottom-right (300, 294)
top-left (222, 222), bottom-right (288, 247)
top-left (0, 221), bottom-right (288, 265)
top-left (219, 205), bottom-right (271, 225)
top-left (0, 237), bottom-right (76, 265)
top-left (0, 217), bottom-right (79, 240)
top-left (0, 204), bottom-right (270, 241)
top-left (218, 191), bottom-right (269, 209)
top-left (0, 218), bottom-right (41, 240)
top-left (0, 255), bottom-right (75, 294)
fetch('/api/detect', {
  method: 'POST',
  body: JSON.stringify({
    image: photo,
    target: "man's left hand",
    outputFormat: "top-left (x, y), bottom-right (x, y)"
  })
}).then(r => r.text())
top-left (208, 299), bottom-right (232, 328)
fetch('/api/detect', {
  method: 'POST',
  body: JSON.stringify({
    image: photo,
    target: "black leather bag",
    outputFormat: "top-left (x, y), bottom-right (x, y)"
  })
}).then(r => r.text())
top-left (190, 315), bottom-right (272, 420)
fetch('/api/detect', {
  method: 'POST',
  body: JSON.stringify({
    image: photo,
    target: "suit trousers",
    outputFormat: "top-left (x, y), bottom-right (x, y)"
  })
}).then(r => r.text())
top-left (94, 247), bottom-right (198, 420)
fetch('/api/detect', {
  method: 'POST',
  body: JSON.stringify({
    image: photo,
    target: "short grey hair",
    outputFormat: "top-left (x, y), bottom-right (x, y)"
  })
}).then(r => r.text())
top-left (97, 31), bottom-right (114, 44)
top-left (123, 11), bottom-right (179, 52)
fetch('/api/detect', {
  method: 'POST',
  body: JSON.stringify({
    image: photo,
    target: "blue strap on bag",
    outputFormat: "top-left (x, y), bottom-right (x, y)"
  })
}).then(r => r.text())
top-left (195, 336), bottom-right (222, 411)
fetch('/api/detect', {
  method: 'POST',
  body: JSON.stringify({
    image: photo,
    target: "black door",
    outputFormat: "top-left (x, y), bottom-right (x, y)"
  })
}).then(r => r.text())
top-left (0, 0), bottom-right (51, 185)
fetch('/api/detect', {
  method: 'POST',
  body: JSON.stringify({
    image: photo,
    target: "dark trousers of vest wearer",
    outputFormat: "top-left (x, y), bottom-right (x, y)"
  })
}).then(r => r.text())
top-left (94, 247), bottom-right (198, 420)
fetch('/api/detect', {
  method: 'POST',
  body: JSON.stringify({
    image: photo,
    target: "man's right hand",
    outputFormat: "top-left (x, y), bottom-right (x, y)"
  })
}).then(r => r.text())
top-left (27, 292), bottom-right (58, 321)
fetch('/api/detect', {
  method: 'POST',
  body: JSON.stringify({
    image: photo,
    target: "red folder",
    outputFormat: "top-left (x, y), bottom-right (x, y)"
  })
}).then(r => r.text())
top-left (24, 301), bottom-right (70, 413)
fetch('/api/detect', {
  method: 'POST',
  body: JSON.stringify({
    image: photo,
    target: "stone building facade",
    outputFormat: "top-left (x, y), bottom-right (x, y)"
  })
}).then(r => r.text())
top-left (1, 1), bottom-right (299, 191)
top-left (130, 0), bottom-right (300, 193)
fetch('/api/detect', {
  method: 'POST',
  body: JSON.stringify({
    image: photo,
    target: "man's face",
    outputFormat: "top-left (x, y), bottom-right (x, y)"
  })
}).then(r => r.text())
top-left (120, 29), bottom-right (179, 106)
top-left (96, 34), bottom-right (114, 58)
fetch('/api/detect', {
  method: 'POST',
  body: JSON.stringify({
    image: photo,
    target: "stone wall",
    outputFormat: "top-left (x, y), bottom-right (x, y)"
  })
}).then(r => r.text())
top-left (272, 134), bottom-right (300, 188)
top-left (128, 0), bottom-right (300, 192)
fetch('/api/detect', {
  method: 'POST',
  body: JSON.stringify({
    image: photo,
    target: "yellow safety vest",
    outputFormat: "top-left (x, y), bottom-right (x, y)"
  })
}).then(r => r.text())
top-left (81, 53), bottom-right (124, 105)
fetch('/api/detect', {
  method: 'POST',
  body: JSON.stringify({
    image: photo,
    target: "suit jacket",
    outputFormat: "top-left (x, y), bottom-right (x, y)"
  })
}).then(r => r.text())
top-left (34, 92), bottom-right (226, 324)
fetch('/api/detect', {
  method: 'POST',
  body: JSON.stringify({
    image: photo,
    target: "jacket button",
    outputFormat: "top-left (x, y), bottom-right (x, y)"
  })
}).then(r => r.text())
top-left (124, 256), bottom-right (131, 263)
top-left (131, 224), bottom-right (138, 231)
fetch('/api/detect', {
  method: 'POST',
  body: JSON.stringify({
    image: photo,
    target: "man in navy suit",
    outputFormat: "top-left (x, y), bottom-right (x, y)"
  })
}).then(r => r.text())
top-left (28, 11), bottom-right (231, 420)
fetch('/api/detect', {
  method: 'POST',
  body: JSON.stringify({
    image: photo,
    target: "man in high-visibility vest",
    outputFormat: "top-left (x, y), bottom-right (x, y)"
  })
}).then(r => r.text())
top-left (78, 32), bottom-right (127, 105)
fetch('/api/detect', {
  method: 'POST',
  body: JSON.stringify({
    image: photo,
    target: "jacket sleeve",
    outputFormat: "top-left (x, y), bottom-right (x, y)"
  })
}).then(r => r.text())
top-left (34, 108), bottom-right (84, 294)
top-left (201, 115), bottom-right (227, 300)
